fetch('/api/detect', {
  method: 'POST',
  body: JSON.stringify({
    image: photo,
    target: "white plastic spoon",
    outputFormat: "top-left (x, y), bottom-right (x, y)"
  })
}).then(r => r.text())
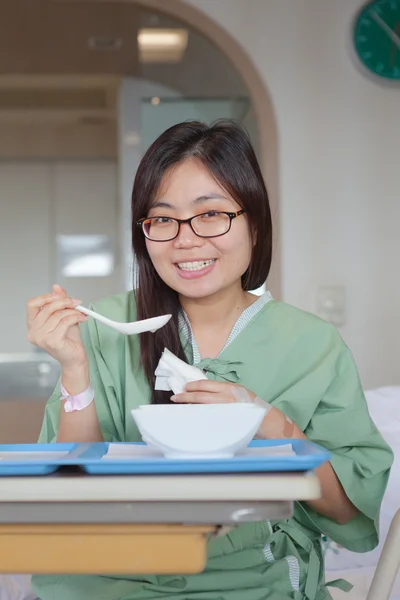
top-left (75, 305), bottom-right (172, 335)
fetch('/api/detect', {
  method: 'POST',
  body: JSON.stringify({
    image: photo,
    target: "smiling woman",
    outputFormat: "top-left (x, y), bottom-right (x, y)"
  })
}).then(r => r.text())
top-left (131, 121), bottom-right (271, 398)
top-left (29, 120), bottom-right (392, 600)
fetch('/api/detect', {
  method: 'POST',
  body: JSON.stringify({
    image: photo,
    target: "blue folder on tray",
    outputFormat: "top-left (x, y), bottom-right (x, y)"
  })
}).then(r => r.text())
top-left (0, 440), bottom-right (331, 476)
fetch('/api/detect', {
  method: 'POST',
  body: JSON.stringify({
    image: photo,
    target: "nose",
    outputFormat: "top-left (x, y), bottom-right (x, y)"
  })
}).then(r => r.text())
top-left (173, 222), bottom-right (204, 249)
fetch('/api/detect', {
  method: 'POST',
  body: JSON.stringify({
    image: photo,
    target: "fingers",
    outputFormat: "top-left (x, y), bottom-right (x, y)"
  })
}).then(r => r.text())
top-left (184, 380), bottom-right (232, 393)
top-left (171, 392), bottom-right (234, 404)
top-left (26, 286), bottom-right (88, 366)
top-left (26, 284), bottom-right (71, 327)
top-left (27, 308), bottom-right (86, 346)
top-left (172, 382), bottom-right (255, 405)
top-left (26, 292), bottom-right (60, 326)
top-left (52, 283), bottom-right (67, 297)
top-left (43, 313), bottom-right (87, 352)
top-left (42, 308), bottom-right (85, 335)
top-left (32, 297), bottom-right (82, 329)
top-left (26, 286), bottom-right (84, 355)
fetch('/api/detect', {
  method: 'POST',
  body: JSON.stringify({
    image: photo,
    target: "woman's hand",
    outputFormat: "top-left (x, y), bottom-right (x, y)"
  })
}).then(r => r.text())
top-left (26, 283), bottom-right (88, 371)
top-left (171, 379), bottom-right (256, 404)
top-left (28, 285), bottom-right (105, 444)
top-left (171, 380), bottom-right (293, 439)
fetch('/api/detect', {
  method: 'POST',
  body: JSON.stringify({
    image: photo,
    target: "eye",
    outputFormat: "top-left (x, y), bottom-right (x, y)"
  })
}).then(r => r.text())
top-left (201, 211), bottom-right (220, 219)
top-left (152, 217), bottom-right (174, 225)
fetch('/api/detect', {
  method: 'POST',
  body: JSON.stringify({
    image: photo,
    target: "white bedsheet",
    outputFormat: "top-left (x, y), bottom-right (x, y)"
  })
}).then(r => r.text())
top-left (328, 566), bottom-right (400, 600)
top-left (326, 386), bottom-right (400, 599)
top-left (0, 576), bottom-right (36, 600)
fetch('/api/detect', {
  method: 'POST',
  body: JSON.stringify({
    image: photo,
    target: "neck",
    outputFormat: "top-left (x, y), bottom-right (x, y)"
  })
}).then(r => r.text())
top-left (179, 284), bottom-right (254, 331)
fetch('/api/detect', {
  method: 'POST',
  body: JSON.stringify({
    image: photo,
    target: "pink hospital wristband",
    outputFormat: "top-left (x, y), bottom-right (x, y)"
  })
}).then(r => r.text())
top-left (60, 381), bottom-right (95, 413)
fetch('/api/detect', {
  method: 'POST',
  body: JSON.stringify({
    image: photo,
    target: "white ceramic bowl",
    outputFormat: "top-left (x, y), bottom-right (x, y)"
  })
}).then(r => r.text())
top-left (131, 403), bottom-right (266, 459)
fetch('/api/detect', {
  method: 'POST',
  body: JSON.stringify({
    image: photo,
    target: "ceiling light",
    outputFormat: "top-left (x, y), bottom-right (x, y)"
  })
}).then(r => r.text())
top-left (138, 28), bottom-right (188, 63)
top-left (151, 97), bottom-right (160, 106)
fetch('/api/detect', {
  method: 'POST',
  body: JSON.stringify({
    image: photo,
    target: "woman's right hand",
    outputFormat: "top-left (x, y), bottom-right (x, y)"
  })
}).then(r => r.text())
top-left (26, 284), bottom-right (88, 371)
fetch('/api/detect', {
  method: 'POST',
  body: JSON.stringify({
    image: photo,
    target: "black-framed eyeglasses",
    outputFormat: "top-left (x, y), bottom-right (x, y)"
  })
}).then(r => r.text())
top-left (136, 210), bottom-right (245, 242)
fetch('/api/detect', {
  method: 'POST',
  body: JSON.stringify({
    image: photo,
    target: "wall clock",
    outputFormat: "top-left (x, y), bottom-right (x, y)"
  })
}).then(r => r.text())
top-left (354, 0), bottom-right (400, 80)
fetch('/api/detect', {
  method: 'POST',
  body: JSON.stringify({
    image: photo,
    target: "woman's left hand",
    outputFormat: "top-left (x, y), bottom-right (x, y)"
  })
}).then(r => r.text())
top-left (171, 379), bottom-right (297, 440)
top-left (171, 380), bottom-right (256, 404)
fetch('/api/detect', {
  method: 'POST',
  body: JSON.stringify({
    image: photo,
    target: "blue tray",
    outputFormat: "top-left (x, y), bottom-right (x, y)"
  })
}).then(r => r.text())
top-left (0, 443), bottom-right (80, 475)
top-left (0, 440), bottom-right (330, 476)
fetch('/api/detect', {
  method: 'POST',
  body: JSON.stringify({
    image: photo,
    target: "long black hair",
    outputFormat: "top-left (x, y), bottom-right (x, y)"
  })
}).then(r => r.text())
top-left (131, 120), bottom-right (272, 403)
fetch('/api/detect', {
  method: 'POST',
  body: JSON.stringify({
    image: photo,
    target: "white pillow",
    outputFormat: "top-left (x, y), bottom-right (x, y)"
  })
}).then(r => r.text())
top-left (0, 575), bottom-right (37, 600)
top-left (365, 386), bottom-right (400, 437)
top-left (325, 386), bottom-right (400, 573)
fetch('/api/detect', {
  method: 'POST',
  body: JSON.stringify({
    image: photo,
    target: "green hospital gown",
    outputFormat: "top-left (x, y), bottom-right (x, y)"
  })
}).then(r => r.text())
top-left (32, 293), bottom-right (393, 600)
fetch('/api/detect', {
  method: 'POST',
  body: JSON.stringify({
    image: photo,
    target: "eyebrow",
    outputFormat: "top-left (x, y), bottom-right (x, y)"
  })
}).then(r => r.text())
top-left (150, 194), bottom-right (227, 211)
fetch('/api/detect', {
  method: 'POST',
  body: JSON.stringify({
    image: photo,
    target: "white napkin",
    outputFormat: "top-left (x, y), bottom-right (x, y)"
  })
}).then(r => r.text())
top-left (154, 348), bottom-right (208, 395)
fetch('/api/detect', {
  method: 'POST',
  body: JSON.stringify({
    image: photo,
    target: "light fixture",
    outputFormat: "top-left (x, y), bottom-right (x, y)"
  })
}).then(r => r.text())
top-left (138, 28), bottom-right (188, 63)
top-left (151, 96), bottom-right (160, 106)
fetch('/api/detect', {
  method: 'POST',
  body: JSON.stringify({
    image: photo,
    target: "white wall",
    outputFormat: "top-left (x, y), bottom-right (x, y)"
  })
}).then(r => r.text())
top-left (0, 160), bottom-right (120, 353)
top-left (0, 163), bottom-right (52, 353)
top-left (0, 121), bottom-right (117, 159)
top-left (184, 0), bottom-right (400, 389)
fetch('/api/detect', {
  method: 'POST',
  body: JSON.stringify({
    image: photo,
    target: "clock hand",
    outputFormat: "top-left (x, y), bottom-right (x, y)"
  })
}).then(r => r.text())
top-left (370, 10), bottom-right (400, 49)
top-left (390, 22), bottom-right (400, 66)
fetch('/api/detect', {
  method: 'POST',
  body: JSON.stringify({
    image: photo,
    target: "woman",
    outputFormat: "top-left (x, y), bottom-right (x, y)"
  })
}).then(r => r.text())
top-left (27, 121), bottom-right (392, 600)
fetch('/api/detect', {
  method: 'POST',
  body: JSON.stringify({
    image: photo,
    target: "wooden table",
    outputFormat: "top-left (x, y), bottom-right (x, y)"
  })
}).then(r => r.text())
top-left (0, 471), bottom-right (320, 574)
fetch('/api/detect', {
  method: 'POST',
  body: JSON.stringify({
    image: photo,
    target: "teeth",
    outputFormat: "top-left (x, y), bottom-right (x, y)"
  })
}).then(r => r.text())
top-left (178, 259), bottom-right (215, 271)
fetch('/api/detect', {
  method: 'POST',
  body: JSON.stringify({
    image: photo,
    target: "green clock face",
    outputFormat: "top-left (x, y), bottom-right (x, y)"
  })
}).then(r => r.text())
top-left (354, 0), bottom-right (400, 80)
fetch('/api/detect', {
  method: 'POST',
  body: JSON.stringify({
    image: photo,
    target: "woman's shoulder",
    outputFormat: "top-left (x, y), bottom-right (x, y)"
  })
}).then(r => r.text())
top-left (256, 297), bottom-right (345, 354)
top-left (264, 297), bottom-right (339, 333)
